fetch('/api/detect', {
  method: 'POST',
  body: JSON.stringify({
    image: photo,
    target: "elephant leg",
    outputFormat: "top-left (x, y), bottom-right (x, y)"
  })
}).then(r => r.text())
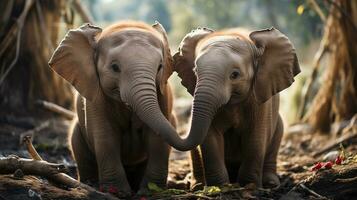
top-left (71, 122), bottom-right (98, 186)
top-left (89, 126), bottom-right (131, 197)
top-left (138, 128), bottom-right (170, 194)
top-left (190, 146), bottom-right (206, 190)
top-left (263, 116), bottom-right (283, 188)
top-left (201, 127), bottom-right (229, 186)
top-left (85, 98), bottom-right (132, 197)
top-left (95, 136), bottom-right (132, 197)
top-left (238, 126), bottom-right (267, 187)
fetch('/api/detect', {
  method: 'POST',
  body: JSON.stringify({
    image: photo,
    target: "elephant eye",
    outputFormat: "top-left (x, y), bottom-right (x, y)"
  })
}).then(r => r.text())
top-left (111, 63), bottom-right (120, 72)
top-left (230, 70), bottom-right (240, 80)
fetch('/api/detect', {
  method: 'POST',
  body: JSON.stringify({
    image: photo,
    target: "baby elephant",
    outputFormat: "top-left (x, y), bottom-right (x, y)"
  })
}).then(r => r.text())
top-left (173, 27), bottom-right (300, 188)
top-left (49, 21), bottom-right (176, 197)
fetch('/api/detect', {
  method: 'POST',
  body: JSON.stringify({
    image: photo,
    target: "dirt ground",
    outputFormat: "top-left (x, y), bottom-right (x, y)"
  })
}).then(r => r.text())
top-left (0, 112), bottom-right (356, 200)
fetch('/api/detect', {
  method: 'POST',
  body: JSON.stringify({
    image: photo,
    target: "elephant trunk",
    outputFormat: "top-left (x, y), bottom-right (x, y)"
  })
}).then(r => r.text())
top-left (121, 66), bottom-right (225, 151)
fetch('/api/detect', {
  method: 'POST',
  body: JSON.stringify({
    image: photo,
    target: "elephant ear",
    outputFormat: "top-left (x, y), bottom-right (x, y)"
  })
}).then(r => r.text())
top-left (173, 28), bottom-right (213, 95)
top-left (152, 21), bottom-right (173, 95)
top-left (249, 27), bottom-right (300, 104)
top-left (48, 23), bottom-right (102, 102)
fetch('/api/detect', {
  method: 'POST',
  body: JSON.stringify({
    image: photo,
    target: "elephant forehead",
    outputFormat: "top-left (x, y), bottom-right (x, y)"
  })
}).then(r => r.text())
top-left (98, 20), bottom-right (163, 41)
top-left (98, 29), bottom-right (163, 50)
top-left (196, 36), bottom-right (252, 57)
top-left (195, 48), bottom-right (246, 71)
top-left (196, 39), bottom-right (251, 65)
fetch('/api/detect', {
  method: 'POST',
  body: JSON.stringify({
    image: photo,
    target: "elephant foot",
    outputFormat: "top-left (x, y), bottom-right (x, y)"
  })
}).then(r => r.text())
top-left (99, 184), bottom-right (132, 198)
top-left (262, 172), bottom-right (280, 189)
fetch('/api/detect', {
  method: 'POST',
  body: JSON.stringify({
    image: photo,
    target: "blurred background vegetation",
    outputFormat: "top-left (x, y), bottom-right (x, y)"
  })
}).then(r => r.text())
top-left (0, 0), bottom-right (332, 126)
top-left (79, 0), bottom-right (325, 125)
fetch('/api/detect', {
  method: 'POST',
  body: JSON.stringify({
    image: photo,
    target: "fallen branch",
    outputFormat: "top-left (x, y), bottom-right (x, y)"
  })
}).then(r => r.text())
top-left (2, 134), bottom-right (118, 200)
top-left (299, 183), bottom-right (328, 199)
top-left (36, 100), bottom-right (75, 120)
top-left (22, 135), bottom-right (43, 161)
top-left (313, 131), bottom-right (357, 158)
top-left (0, 156), bottom-right (118, 200)
top-left (0, 156), bottom-right (67, 175)
top-left (169, 193), bottom-right (213, 200)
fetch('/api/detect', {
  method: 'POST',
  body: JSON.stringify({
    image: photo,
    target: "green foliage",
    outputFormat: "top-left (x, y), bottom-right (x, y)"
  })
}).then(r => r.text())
top-left (147, 182), bottom-right (186, 197)
top-left (146, 183), bottom-right (261, 198)
top-left (82, 0), bottom-right (323, 48)
top-left (147, 182), bottom-right (163, 193)
top-left (198, 186), bottom-right (221, 195)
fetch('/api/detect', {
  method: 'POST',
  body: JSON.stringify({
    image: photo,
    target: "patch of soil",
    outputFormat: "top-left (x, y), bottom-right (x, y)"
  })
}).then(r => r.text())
top-left (0, 175), bottom-right (89, 200)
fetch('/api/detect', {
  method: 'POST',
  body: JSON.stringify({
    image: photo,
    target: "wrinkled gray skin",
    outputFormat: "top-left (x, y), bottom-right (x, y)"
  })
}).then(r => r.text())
top-left (173, 28), bottom-right (301, 188)
top-left (48, 22), bottom-right (177, 197)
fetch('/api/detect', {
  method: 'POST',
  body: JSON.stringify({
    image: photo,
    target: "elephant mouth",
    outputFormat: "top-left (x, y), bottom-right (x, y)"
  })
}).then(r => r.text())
top-left (111, 87), bottom-right (121, 100)
top-left (228, 91), bottom-right (243, 104)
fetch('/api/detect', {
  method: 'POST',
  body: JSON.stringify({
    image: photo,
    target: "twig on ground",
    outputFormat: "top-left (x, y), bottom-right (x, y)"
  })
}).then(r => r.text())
top-left (313, 131), bottom-right (357, 157)
top-left (159, 193), bottom-right (213, 200)
top-left (36, 100), bottom-right (75, 120)
top-left (22, 135), bottom-right (43, 161)
top-left (299, 183), bottom-right (328, 199)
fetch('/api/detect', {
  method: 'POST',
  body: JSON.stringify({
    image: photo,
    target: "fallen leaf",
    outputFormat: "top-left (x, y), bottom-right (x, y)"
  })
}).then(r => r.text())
top-left (147, 182), bottom-right (163, 193)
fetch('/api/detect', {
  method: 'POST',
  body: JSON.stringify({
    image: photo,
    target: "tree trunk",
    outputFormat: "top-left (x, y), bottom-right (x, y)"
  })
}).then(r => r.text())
top-left (303, 0), bottom-right (357, 133)
top-left (0, 0), bottom-right (74, 115)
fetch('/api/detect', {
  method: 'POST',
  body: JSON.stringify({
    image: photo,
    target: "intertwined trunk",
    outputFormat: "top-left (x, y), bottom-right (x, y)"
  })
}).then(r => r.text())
top-left (121, 65), bottom-right (225, 151)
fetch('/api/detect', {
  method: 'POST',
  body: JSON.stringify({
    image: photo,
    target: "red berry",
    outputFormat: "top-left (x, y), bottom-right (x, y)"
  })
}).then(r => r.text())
top-left (335, 156), bottom-right (343, 165)
top-left (324, 161), bottom-right (333, 169)
top-left (311, 162), bottom-right (323, 171)
top-left (108, 185), bottom-right (118, 194)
